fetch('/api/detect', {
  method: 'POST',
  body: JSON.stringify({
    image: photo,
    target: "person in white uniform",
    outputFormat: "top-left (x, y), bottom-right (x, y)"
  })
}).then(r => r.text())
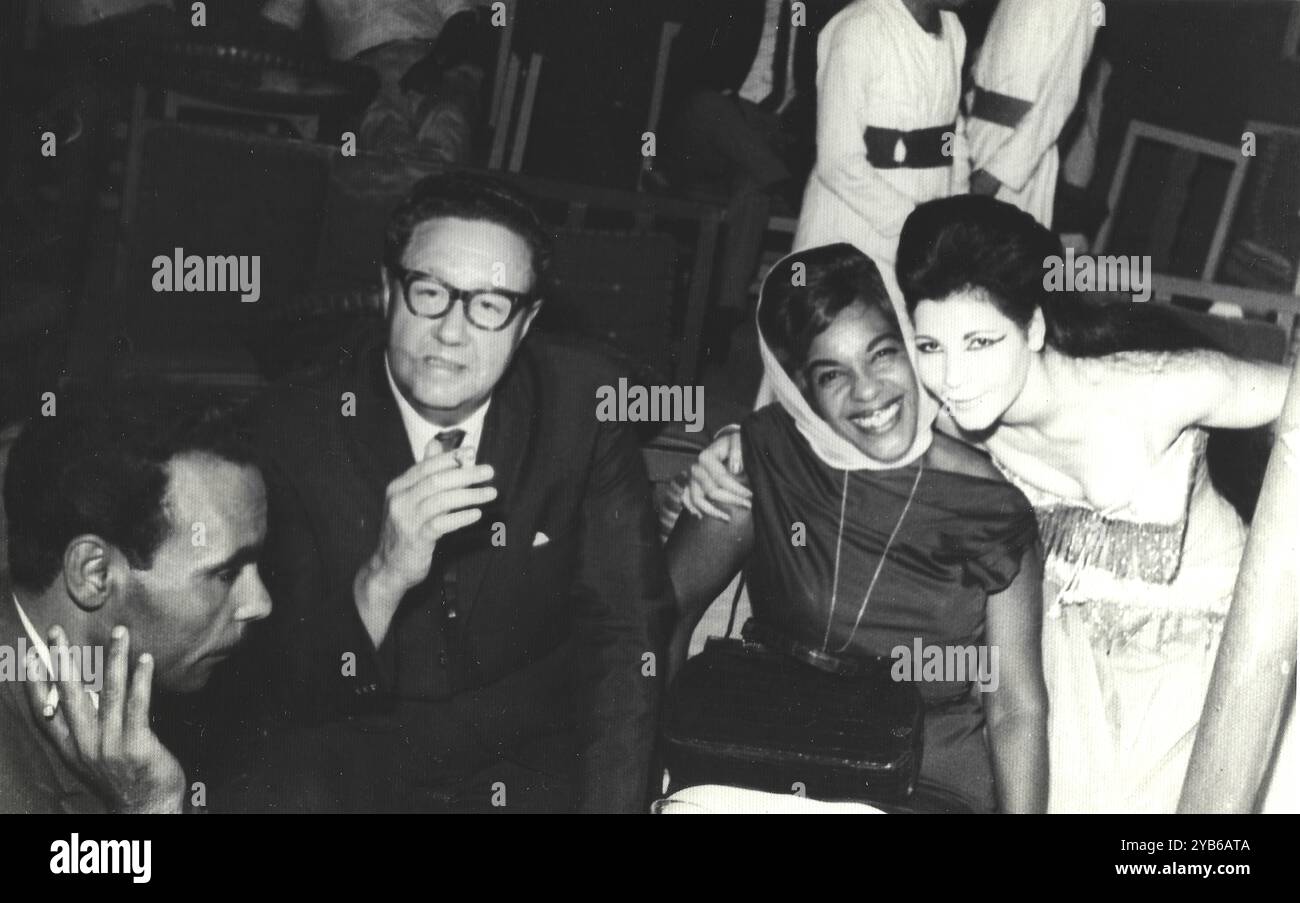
top-left (794, 0), bottom-right (970, 301)
top-left (967, 0), bottom-right (1098, 228)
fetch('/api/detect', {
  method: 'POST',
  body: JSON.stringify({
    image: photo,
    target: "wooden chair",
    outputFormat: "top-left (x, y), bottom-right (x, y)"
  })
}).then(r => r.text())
top-left (634, 18), bottom-right (802, 325)
top-left (488, 51), bottom-right (543, 173)
top-left (1221, 120), bottom-right (1300, 297)
top-left (1146, 274), bottom-right (1300, 364)
top-left (544, 226), bottom-right (678, 384)
top-left (1095, 120), bottom-right (1249, 284)
top-left (638, 20), bottom-right (683, 193)
top-left (487, 0), bottom-right (521, 129)
top-left (508, 172), bottom-right (724, 383)
top-left (486, 0), bottom-right (542, 174)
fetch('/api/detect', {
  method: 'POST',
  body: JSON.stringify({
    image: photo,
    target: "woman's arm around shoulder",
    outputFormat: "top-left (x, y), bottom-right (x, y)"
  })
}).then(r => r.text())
top-left (664, 486), bottom-right (755, 682)
top-left (1110, 349), bottom-right (1291, 433)
top-left (681, 425), bottom-right (751, 521)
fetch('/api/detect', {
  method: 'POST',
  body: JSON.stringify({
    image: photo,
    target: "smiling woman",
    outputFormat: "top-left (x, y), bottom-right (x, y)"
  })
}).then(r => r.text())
top-left (911, 286), bottom-right (1036, 435)
top-left (894, 194), bottom-right (1293, 813)
top-left (663, 243), bottom-right (1048, 813)
top-left (686, 198), bottom-right (1294, 813)
top-left (759, 251), bottom-right (921, 464)
top-left (754, 244), bottom-right (937, 471)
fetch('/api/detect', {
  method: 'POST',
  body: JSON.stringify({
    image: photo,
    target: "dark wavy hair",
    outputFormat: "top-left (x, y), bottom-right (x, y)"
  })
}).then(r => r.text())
top-left (759, 243), bottom-right (900, 375)
top-left (896, 194), bottom-right (1211, 356)
top-left (4, 381), bottom-right (258, 591)
top-left (383, 171), bottom-right (553, 295)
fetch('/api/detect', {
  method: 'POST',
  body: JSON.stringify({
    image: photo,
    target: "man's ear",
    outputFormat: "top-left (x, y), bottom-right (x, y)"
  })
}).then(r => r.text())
top-left (61, 536), bottom-right (122, 612)
top-left (379, 266), bottom-right (394, 319)
top-left (1028, 307), bottom-right (1047, 353)
top-left (518, 300), bottom-right (543, 340)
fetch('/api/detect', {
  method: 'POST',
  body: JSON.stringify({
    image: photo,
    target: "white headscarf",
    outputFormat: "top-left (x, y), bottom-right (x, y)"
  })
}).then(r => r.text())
top-left (754, 245), bottom-right (937, 471)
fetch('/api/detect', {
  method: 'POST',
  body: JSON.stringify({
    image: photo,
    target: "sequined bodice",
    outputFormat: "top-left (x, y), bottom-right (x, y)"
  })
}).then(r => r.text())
top-left (993, 429), bottom-right (1247, 653)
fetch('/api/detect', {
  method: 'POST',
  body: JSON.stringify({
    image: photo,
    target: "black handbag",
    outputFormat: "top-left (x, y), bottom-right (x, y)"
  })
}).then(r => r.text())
top-left (660, 583), bottom-right (924, 805)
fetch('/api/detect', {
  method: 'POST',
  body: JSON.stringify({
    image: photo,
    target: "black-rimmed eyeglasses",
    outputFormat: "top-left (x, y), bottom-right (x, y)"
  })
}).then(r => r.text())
top-left (389, 266), bottom-right (537, 331)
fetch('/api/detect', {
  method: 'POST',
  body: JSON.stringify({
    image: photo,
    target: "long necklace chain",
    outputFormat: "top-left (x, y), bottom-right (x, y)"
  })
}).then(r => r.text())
top-left (820, 459), bottom-right (925, 654)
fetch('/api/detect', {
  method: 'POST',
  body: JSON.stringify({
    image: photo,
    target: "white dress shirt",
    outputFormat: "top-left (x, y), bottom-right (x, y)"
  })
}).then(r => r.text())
top-left (384, 356), bottom-right (489, 463)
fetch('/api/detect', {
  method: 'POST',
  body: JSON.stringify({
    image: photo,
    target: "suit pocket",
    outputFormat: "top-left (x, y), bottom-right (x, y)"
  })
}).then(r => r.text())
top-left (522, 528), bottom-right (578, 617)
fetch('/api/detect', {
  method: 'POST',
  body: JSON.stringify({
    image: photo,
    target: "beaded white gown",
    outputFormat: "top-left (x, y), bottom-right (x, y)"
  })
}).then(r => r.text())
top-left (997, 429), bottom-right (1251, 812)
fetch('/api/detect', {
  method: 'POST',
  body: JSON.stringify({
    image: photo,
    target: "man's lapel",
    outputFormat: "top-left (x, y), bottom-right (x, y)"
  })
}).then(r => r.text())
top-left (453, 344), bottom-right (539, 624)
top-left (344, 339), bottom-right (416, 492)
top-left (338, 339), bottom-right (419, 688)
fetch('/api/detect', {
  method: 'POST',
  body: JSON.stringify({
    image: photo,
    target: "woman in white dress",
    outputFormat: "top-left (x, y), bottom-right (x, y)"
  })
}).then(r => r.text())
top-left (682, 196), bottom-right (1294, 812)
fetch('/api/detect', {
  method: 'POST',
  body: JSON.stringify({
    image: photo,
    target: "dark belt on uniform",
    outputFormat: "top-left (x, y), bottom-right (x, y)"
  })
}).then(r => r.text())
top-left (970, 86), bottom-right (1032, 129)
top-left (863, 122), bottom-right (956, 170)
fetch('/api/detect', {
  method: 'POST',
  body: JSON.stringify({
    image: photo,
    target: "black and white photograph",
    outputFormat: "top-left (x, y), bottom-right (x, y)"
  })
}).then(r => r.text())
top-left (0, 0), bottom-right (1296, 859)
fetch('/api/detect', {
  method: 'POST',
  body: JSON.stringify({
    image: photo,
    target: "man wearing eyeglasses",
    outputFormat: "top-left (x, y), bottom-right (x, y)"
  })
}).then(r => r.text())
top-left (221, 172), bottom-right (674, 814)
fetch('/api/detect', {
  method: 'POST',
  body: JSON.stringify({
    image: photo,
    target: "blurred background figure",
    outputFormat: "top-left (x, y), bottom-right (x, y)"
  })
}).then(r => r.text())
top-left (654, 0), bottom-right (849, 349)
top-left (967, 0), bottom-right (1098, 228)
top-left (256, 0), bottom-right (496, 161)
top-left (658, 0), bottom-right (850, 212)
top-left (794, 0), bottom-right (971, 301)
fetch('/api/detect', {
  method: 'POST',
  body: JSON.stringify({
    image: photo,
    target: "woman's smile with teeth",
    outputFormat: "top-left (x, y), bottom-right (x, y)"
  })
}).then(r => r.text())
top-left (849, 399), bottom-right (902, 432)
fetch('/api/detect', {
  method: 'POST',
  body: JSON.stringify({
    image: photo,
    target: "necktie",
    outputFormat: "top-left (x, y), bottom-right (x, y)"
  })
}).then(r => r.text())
top-left (394, 427), bottom-right (469, 699)
top-left (433, 429), bottom-right (467, 625)
top-left (435, 429), bottom-right (466, 454)
top-left (760, 0), bottom-right (794, 113)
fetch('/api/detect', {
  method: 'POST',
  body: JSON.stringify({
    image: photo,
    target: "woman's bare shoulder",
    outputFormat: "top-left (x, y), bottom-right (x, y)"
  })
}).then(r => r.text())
top-left (1070, 350), bottom-right (1236, 446)
top-left (1080, 348), bottom-right (1225, 383)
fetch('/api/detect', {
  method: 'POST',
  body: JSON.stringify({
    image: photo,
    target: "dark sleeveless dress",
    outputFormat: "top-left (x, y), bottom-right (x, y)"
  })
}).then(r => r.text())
top-left (741, 406), bottom-right (1038, 812)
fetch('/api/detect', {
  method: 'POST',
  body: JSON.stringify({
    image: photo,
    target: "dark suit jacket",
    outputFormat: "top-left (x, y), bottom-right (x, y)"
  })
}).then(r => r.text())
top-left (0, 587), bottom-right (108, 814)
top-left (664, 0), bottom-right (849, 117)
top-left (236, 328), bottom-right (674, 813)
